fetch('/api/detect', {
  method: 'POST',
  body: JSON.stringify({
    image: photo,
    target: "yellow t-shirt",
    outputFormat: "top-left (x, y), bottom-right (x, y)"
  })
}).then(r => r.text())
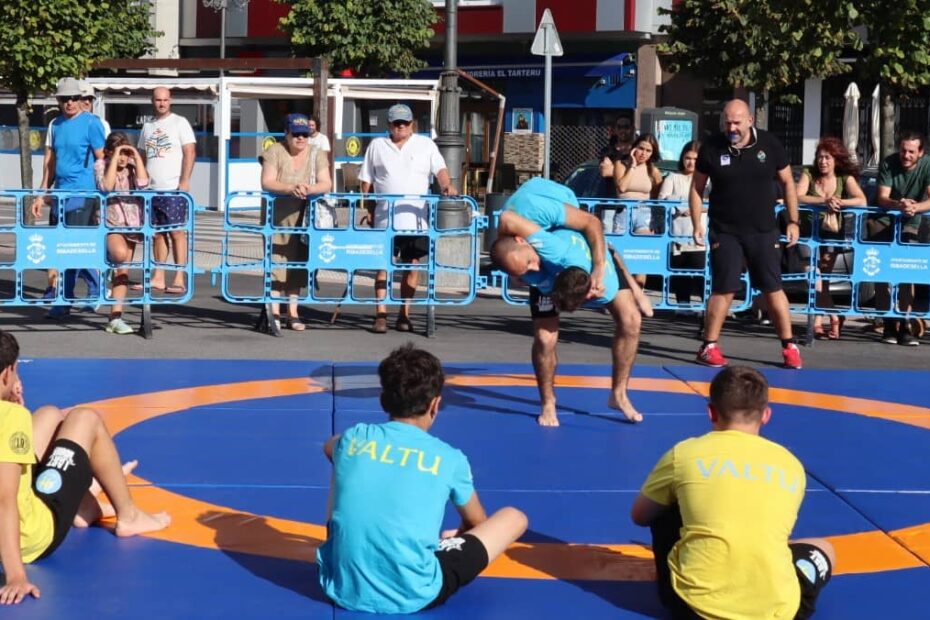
top-left (641, 430), bottom-right (806, 620)
top-left (0, 402), bottom-right (55, 563)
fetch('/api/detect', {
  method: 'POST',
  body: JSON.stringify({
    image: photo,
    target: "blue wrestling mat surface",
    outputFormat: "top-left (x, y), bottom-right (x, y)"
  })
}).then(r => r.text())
top-left (3, 359), bottom-right (928, 619)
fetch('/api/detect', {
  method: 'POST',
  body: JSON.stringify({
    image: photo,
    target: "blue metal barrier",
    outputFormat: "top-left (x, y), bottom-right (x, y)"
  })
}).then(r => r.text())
top-left (219, 192), bottom-right (486, 310)
top-left (0, 189), bottom-right (196, 336)
top-left (493, 199), bottom-right (930, 320)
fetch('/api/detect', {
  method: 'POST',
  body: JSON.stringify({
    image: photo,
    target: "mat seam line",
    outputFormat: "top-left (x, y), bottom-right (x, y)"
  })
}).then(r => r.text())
top-left (804, 467), bottom-right (930, 569)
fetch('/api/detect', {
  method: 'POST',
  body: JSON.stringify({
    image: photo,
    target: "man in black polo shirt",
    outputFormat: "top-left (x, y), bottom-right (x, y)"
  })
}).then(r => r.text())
top-left (689, 99), bottom-right (803, 369)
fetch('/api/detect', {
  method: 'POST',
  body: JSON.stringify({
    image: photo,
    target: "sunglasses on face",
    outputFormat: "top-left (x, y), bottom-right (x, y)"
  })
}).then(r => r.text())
top-left (291, 132), bottom-right (310, 139)
top-left (615, 124), bottom-right (632, 130)
top-left (391, 120), bottom-right (411, 127)
top-left (58, 95), bottom-right (82, 103)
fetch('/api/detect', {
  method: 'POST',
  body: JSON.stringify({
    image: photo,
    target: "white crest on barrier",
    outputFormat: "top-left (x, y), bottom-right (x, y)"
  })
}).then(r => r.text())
top-left (862, 248), bottom-right (881, 277)
top-left (318, 233), bottom-right (337, 264)
top-left (27, 233), bottom-right (46, 264)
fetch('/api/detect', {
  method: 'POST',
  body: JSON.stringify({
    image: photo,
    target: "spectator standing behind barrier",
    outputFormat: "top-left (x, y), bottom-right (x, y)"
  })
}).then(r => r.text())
top-left (79, 81), bottom-right (110, 136)
top-left (631, 366), bottom-right (835, 620)
top-left (31, 78), bottom-right (106, 320)
top-left (359, 103), bottom-right (457, 334)
top-left (306, 115), bottom-right (331, 154)
top-left (137, 87), bottom-right (196, 295)
top-left (317, 344), bottom-right (528, 613)
top-left (94, 132), bottom-right (149, 336)
top-left (600, 114), bottom-right (635, 171)
top-left (597, 115), bottom-right (636, 229)
top-left (616, 133), bottom-right (664, 288)
top-left (659, 140), bottom-right (708, 311)
top-left (691, 99), bottom-right (803, 370)
top-left (796, 137), bottom-right (866, 341)
top-left (259, 113), bottom-right (332, 331)
top-left (872, 132), bottom-right (930, 346)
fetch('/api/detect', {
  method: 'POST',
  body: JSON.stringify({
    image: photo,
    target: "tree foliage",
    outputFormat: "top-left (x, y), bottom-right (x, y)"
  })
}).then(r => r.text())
top-left (276, 0), bottom-right (438, 77)
top-left (0, 1), bottom-right (158, 187)
top-left (658, 0), bottom-right (862, 100)
top-left (856, 1), bottom-right (930, 92)
top-left (0, 1), bottom-right (156, 99)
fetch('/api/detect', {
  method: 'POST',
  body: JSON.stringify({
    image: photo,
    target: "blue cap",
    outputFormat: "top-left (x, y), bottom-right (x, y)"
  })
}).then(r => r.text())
top-left (286, 113), bottom-right (310, 134)
top-left (387, 104), bottom-right (413, 123)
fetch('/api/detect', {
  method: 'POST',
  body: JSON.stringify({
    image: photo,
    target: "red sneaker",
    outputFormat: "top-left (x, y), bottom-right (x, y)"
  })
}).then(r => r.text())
top-left (696, 343), bottom-right (728, 368)
top-left (782, 343), bottom-right (803, 370)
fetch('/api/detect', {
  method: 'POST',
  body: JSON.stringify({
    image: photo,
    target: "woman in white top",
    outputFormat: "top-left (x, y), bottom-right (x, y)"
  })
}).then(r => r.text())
top-left (658, 141), bottom-right (707, 307)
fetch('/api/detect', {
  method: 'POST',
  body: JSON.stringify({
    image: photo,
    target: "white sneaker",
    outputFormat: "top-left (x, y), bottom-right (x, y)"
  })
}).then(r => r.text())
top-left (105, 317), bottom-right (134, 335)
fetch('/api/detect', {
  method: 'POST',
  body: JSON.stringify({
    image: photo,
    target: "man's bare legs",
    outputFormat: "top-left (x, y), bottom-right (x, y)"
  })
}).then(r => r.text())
top-left (168, 229), bottom-right (188, 291)
top-left (606, 290), bottom-right (643, 423)
top-left (763, 289), bottom-right (794, 341)
top-left (702, 292), bottom-right (735, 342)
top-left (531, 316), bottom-right (560, 427)
top-left (375, 265), bottom-right (419, 326)
top-left (52, 406), bottom-right (170, 536)
top-left (150, 233), bottom-right (169, 290)
top-left (398, 266), bottom-right (419, 323)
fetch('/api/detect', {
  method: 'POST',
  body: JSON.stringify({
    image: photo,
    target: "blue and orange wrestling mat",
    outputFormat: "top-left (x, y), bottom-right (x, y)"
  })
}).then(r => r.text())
top-left (5, 359), bottom-right (929, 619)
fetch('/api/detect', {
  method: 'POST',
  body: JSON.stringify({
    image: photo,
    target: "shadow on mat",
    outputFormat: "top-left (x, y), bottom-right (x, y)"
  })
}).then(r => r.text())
top-left (505, 528), bottom-right (665, 617)
top-left (197, 509), bottom-right (330, 603)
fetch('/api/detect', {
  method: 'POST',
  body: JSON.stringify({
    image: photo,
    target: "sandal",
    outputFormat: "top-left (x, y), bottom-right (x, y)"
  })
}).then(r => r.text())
top-left (828, 316), bottom-right (844, 340)
top-left (813, 318), bottom-right (827, 340)
top-left (371, 313), bottom-right (388, 334)
top-left (285, 317), bottom-right (306, 331)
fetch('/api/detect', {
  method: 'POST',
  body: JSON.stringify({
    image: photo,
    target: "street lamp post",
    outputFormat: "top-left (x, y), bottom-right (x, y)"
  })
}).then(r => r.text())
top-left (202, 0), bottom-right (251, 75)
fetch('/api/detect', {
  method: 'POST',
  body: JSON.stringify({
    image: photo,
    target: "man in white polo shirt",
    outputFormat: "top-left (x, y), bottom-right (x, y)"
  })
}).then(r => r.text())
top-left (359, 103), bottom-right (457, 334)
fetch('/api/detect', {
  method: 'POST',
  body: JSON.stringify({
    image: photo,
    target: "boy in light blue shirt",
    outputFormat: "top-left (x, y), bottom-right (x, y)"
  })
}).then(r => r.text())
top-left (317, 344), bottom-right (527, 613)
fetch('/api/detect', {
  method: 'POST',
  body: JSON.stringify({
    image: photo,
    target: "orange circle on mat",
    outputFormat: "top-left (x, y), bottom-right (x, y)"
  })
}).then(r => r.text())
top-left (78, 374), bottom-right (930, 580)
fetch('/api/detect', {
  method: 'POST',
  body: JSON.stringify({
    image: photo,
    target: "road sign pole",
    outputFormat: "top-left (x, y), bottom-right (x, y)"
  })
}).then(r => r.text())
top-left (543, 34), bottom-right (552, 179)
top-left (531, 9), bottom-right (562, 180)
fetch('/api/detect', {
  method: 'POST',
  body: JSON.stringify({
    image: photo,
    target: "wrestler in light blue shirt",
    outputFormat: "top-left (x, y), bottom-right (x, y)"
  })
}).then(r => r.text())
top-left (525, 228), bottom-right (619, 306)
top-left (502, 177), bottom-right (576, 229)
top-left (317, 421), bottom-right (475, 614)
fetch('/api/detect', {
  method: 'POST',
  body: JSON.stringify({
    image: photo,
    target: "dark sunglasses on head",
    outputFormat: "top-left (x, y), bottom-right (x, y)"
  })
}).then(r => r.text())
top-left (58, 95), bottom-right (82, 103)
top-left (391, 120), bottom-right (411, 127)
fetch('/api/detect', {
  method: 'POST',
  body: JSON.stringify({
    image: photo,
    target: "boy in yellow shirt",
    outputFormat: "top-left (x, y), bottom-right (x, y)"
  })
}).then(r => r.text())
top-left (631, 366), bottom-right (835, 619)
top-left (0, 330), bottom-right (170, 605)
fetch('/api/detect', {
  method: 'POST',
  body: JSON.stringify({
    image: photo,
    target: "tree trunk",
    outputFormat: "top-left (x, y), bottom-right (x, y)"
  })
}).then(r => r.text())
top-left (16, 94), bottom-right (33, 190)
top-left (880, 91), bottom-right (895, 159)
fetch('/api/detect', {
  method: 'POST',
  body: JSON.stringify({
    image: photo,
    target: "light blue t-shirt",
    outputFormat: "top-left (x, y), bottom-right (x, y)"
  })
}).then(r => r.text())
top-left (525, 228), bottom-right (619, 307)
top-left (51, 112), bottom-right (106, 191)
top-left (502, 177), bottom-right (576, 228)
top-left (317, 421), bottom-right (475, 614)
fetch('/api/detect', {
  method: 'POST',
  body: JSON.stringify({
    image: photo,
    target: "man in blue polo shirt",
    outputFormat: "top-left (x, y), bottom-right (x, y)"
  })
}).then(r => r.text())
top-left (490, 177), bottom-right (648, 427)
top-left (32, 77), bottom-right (106, 319)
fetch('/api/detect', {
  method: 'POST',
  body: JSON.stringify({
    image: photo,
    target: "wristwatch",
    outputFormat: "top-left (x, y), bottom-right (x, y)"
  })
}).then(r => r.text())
top-left (788, 220), bottom-right (800, 226)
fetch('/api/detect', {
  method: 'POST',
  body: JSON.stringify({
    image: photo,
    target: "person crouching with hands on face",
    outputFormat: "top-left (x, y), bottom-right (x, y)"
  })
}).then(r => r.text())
top-left (95, 132), bottom-right (149, 335)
